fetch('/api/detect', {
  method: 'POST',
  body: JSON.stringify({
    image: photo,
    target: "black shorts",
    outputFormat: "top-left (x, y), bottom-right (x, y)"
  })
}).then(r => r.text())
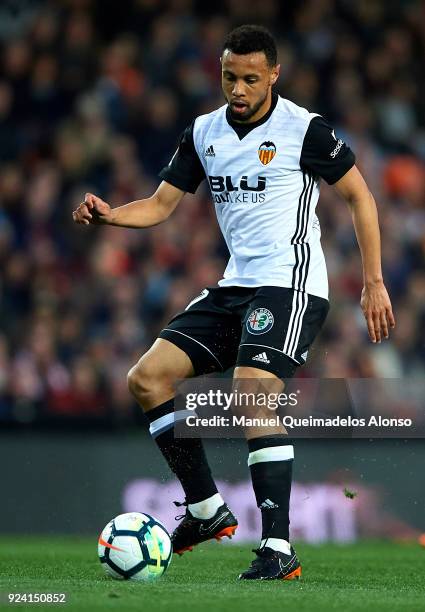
top-left (159, 286), bottom-right (329, 379)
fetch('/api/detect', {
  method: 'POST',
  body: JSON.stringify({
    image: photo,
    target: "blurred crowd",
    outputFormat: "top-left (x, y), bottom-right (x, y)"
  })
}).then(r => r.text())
top-left (0, 0), bottom-right (424, 425)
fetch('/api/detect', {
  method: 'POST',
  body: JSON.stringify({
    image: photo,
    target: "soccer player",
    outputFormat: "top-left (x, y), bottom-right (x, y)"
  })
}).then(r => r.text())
top-left (73, 25), bottom-right (395, 580)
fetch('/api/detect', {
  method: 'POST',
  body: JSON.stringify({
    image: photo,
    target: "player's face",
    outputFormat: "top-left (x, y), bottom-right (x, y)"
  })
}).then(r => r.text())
top-left (221, 50), bottom-right (279, 123)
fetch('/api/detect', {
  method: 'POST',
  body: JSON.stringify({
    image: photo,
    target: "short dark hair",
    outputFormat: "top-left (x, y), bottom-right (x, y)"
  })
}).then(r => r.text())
top-left (222, 25), bottom-right (277, 67)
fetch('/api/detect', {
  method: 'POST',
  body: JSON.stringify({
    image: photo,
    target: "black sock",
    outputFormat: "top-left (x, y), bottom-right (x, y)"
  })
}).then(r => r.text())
top-left (248, 436), bottom-right (294, 542)
top-left (146, 399), bottom-right (218, 504)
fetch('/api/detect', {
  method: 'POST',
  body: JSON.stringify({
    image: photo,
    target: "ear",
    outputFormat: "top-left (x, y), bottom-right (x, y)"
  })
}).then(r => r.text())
top-left (270, 63), bottom-right (280, 86)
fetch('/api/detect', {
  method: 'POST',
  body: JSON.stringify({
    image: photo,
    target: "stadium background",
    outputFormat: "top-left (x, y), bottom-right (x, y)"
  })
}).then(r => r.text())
top-left (0, 0), bottom-right (424, 540)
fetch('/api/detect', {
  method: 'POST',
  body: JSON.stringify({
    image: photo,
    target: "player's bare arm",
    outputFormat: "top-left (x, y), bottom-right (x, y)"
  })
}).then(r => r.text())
top-left (334, 165), bottom-right (396, 343)
top-left (72, 181), bottom-right (184, 228)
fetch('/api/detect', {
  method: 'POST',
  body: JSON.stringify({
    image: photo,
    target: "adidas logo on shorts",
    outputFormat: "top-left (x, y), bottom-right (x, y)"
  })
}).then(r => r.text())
top-left (204, 145), bottom-right (215, 157)
top-left (252, 352), bottom-right (270, 364)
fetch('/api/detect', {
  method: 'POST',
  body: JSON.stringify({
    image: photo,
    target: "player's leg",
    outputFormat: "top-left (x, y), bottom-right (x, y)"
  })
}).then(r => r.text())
top-left (232, 365), bottom-right (300, 580)
top-left (235, 287), bottom-right (329, 580)
top-left (128, 288), bottom-right (240, 553)
top-left (128, 337), bottom-right (221, 511)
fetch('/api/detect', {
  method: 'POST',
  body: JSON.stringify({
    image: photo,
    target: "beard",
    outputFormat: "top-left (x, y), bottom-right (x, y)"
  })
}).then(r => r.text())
top-left (227, 91), bottom-right (269, 122)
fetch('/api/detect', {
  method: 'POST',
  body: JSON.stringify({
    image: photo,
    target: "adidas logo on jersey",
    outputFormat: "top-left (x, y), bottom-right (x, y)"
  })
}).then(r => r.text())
top-left (259, 498), bottom-right (279, 509)
top-left (204, 145), bottom-right (215, 157)
top-left (252, 352), bottom-right (270, 364)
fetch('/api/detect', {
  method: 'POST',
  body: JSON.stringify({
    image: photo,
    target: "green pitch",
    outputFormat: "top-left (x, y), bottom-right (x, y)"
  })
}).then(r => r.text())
top-left (0, 537), bottom-right (424, 612)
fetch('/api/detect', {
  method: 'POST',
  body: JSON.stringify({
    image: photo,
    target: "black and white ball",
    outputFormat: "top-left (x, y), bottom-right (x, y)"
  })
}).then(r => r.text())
top-left (98, 512), bottom-right (172, 581)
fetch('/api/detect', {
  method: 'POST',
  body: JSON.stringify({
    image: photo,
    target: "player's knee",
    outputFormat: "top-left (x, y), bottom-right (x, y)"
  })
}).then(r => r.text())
top-left (127, 362), bottom-right (151, 401)
top-left (127, 364), bottom-right (139, 397)
top-left (127, 359), bottom-right (173, 405)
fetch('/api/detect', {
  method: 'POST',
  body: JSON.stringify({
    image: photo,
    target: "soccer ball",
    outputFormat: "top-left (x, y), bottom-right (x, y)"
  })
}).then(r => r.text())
top-left (98, 512), bottom-right (172, 581)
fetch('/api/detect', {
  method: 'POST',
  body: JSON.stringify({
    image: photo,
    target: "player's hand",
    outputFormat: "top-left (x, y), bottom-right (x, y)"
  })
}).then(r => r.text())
top-left (360, 280), bottom-right (395, 343)
top-left (72, 193), bottom-right (113, 225)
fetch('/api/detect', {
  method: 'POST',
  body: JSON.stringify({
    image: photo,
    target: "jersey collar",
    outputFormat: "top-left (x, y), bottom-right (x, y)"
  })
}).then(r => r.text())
top-left (225, 92), bottom-right (279, 140)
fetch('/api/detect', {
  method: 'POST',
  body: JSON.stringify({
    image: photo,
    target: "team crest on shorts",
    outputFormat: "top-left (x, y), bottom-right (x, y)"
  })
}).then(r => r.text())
top-left (258, 141), bottom-right (276, 165)
top-left (246, 308), bottom-right (274, 335)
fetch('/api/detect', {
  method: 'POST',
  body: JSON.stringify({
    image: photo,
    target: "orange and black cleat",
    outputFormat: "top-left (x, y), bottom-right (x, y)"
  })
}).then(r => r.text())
top-left (171, 501), bottom-right (238, 555)
top-left (238, 546), bottom-right (302, 581)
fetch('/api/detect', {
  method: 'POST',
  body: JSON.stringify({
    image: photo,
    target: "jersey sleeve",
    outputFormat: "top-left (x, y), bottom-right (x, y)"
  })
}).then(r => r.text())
top-left (300, 116), bottom-right (355, 184)
top-left (158, 121), bottom-right (206, 194)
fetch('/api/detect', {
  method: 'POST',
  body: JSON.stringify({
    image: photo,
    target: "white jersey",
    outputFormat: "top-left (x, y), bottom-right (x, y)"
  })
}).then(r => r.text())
top-left (159, 94), bottom-right (355, 300)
